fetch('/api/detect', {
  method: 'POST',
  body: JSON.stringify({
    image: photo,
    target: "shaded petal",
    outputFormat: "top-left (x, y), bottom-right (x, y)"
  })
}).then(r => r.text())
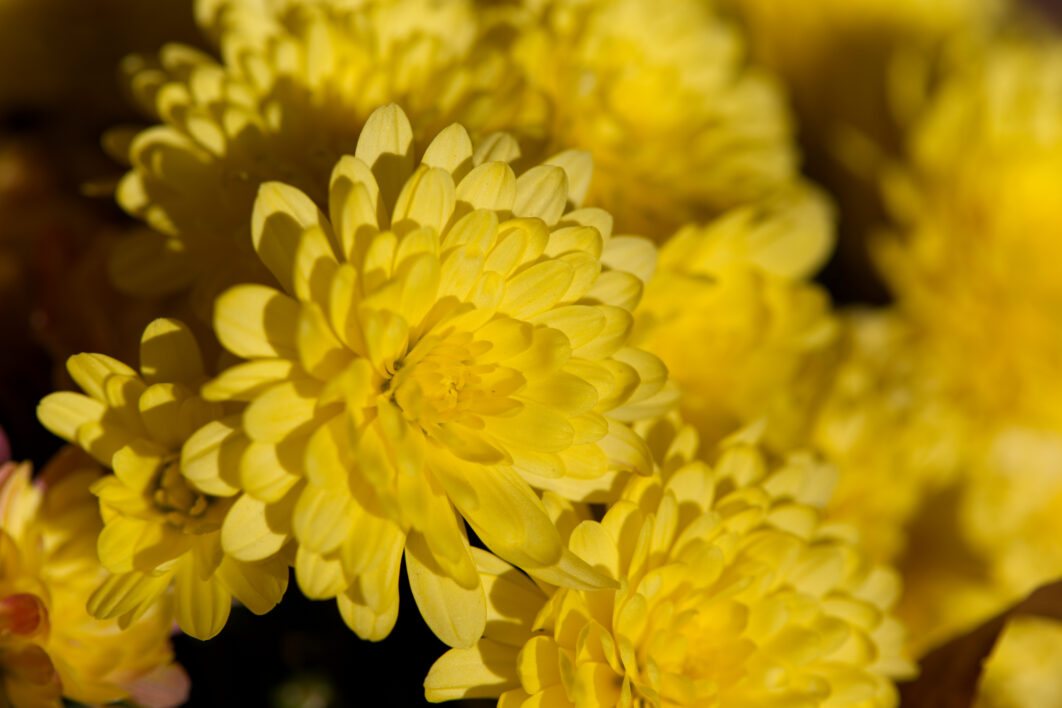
top-left (406, 531), bottom-right (485, 649)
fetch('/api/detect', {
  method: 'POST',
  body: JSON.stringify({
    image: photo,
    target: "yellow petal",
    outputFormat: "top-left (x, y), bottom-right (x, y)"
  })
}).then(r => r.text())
top-left (545, 150), bottom-right (592, 207)
top-left (297, 301), bottom-right (350, 380)
top-left (531, 306), bottom-right (606, 351)
top-left (473, 132), bottom-right (521, 166)
top-left (139, 318), bottom-right (204, 385)
top-left (37, 392), bottom-right (105, 444)
top-left (337, 587), bottom-right (398, 641)
top-left (423, 639), bottom-right (521, 701)
top-left (174, 555), bottom-right (231, 640)
top-left (484, 400), bottom-right (574, 454)
top-left (406, 531), bottom-right (486, 649)
top-left (329, 155), bottom-right (382, 262)
top-left (220, 490), bottom-right (295, 561)
top-left (437, 459), bottom-right (563, 569)
top-left (392, 166), bottom-right (456, 237)
top-left (292, 224), bottom-right (340, 304)
top-left (355, 103), bottom-right (414, 218)
top-left (214, 284), bottom-right (300, 360)
top-left (216, 554), bottom-right (289, 615)
top-left (422, 123), bottom-right (474, 180)
top-left (513, 165), bottom-right (567, 225)
top-left (67, 352), bottom-right (136, 402)
top-left (181, 416), bottom-right (245, 496)
top-left (293, 483), bottom-right (354, 554)
top-left (252, 181), bottom-right (329, 294)
top-left (88, 571), bottom-right (172, 620)
top-left (201, 360), bottom-right (298, 402)
top-left (240, 439), bottom-right (303, 502)
top-left (295, 546), bottom-right (348, 600)
top-left (456, 162), bottom-right (517, 213)
top-left (243, 379), bottom-right (322, 443)
top-left (499, 260), bottom-right (574, 320)
top-left (601, 236), bottom-right (656, 285)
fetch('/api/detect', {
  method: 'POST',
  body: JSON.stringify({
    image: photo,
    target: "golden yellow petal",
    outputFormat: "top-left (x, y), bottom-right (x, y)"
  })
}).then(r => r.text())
top-left (423, 639), bottom-right (521, 702)
top-left (252, 181), bottom-right (330, 295)
top-left (173, 555), bottom-right (231, 640)
top-left (355, 103), bottom-right (415, 219)
top-left (406, 531), bottom-right (486, 649)
top-left (214, 284), bottom-right (300, 360)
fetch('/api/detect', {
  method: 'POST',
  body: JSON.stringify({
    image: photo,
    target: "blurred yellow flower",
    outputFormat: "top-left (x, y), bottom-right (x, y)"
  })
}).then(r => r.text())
top-left (509, 0), bottom-right (802, 240)
top-left (633, 188), bottom-right (838, 452)
top-left (37, 318), bottom-right (289, 640)
top-left (0, 451), bottom-right (187, 707)
top-left (110, 0), bottom-right (541, 315)
top-left (193, 104), bottom-right (673, 648)
top-left (425, 417), bottom-right (914, 706)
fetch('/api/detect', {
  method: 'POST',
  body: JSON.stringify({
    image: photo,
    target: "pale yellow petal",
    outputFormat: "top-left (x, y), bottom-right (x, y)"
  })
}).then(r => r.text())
top-left (201, 360), bottom-right (297, 402)
top-left (174, 556), bottom-right (231, 640)
top-left (456, 162), bottom-right (517, 213)
top-left (216, 554), bottom-right (289, 615)
top-left (139, 318), bottom-right (204, 385)
top-left (37, 392), bottom-right (106, 445)
top-left (355, 103), bottom-right (415, 218)
top-left (513, 165), bottom-right (567, 225)
top-left (545, 150), bottom-right (592, 207)
top-left (406, 531), bottom-right (486, 649)
top-left (220, 490), bottom-right (295, 561)
top-left (392, 166), bottom-right (456, 237)
top-left (214, 284), bottom-right (299, 360)
top-left (423, 639), bottom-right (521, 701)
top-left (295, 546), bottom-right (347, 600)
top-left (293, 483), bottom-right (355, 555)
top-left (473, 132), bottom-right (520, 166)
top-left (243, 379), bottom-right (322, 443)
top-left (422, 123), bottom-right (474, 180)
top-left (181, 416), bottom-right (246, 497)
top-left (499, 260), bottom-right (574, 320)
top-left (329, 155), bottom-right (382, 262)
top-left (252, 181), bottom-right (329, 294)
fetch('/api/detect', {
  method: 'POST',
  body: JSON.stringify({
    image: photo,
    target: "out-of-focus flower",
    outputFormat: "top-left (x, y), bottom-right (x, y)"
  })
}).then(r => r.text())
top-left (812, 310), bottom-right (965, 565)
top-left (192, 104), bottom-right (672, 648)
top-left (508, 0), bottom-right (803, 240)
top-left (867, 39), bottom-right (1062, 650)
top-left (0, 450), bottom-right (187, 707)
top-left (37, 318), bottom-right (289, 640)
top-left (722, 0), bottom-right (1002, 299)
top-left (110, 0), bottom-right (542, 317)
top-left (975, 615), bottom-right (1062, 708)
top-left (633, 188), bottom-right (837, 453)
top-left (425, 416), bottom-right (914, 706)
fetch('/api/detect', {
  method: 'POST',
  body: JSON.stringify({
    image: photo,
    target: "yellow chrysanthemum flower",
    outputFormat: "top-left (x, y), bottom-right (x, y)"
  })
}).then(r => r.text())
top-left (37, 318), bottom-right (289, 640)
top-left (877, 40), bottom-right (1062, 426)
top-left (811, 309), bottom-right (965, 565)
top-left (722, 0), bottom-right (1001, 298)
top-left (192, 103), bottom-right (672, 648)
top-left (425, 417), bottom-right (914, 706)
top-left (110, 0), bottom-right (541, 313)
top-left (508, 0), bottom-right (801, 240)
top-left (633, 189), bottom-right (837, 452)
top-left (975, 615), bottom-right (1062, 708)
top-left (0, 452), bottom-right (187, 708)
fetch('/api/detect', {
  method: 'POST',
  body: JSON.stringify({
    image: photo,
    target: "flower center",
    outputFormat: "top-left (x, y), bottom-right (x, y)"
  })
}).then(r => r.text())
top-left (153, 457), bottom-right (209, 527)
top-left (390, 335), bottom-right (499, 427)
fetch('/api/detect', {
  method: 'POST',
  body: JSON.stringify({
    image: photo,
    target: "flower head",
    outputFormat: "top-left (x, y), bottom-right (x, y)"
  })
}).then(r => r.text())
top-left (633, 188), bottom-right (838, 452)
top-left (425, 416), bottom-right (914, 706)
top-left (509, 0), bottom-right (801, 239)
top-left (111, 0), bottom-right (541, 313)
top-left (196, 103), bottom-right (672, 647)
top-left (37, 318), bottom-right (289, 640)
top-left (0, 452), bottom-right (187, 707)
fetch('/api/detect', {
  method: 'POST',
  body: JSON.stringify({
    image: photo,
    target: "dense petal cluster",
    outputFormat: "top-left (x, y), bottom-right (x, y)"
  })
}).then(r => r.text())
top-left (37, 318), bottom-right (289, 640)
top-left (425, 417), bottom-right (914, 706)
top-left (111, 0), bottom-right (541, 311)
top-left (507, 0), bottom-right (802, 239)
top-left (0, 452), bottom-right (187, 707)
top-left (193, 103), bottom-right (672, 647)
top-left (633, 188), bottom-right (837, 452)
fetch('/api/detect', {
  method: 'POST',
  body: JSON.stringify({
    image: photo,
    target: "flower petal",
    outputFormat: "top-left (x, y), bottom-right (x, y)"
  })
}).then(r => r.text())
top-left (405, 531), bottom-right (485, 649)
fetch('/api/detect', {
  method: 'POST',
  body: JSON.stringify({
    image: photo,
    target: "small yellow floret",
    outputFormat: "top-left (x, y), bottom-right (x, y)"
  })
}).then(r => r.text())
top-left (37, 318), bottom-right (289, 640)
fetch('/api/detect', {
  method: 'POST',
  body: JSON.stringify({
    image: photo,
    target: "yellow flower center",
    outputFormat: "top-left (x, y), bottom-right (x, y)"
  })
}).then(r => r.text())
top-left (153, 458), bottom-right (208, 527)
top-left (389, 334), bottom-right (520, 429)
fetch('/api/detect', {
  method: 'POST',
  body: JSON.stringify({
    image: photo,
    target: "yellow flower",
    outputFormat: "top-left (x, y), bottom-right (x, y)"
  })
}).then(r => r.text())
top-left (110, 0), bottom-right (541, 313)
top-left (975, 615), bottom-right (1062, 708)
top-left (877, 40), bottom-right (1062, 426)
top-left (633, 188), bottom-right (838, 452)
top-left (508, 0), bottom-right (802, 240)
top-left (0, 451), bottom-right (187, 708)
top-left (722, 0), bottom-right (1001, 297)
top-left (37, 318), bottom-right (289, 640)
top-left (811, 309), bottom-right (965, 565)
top-left (194, 103), bottom-right (672, 648)
top-left (425, 417), bottom-right (914, 706)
